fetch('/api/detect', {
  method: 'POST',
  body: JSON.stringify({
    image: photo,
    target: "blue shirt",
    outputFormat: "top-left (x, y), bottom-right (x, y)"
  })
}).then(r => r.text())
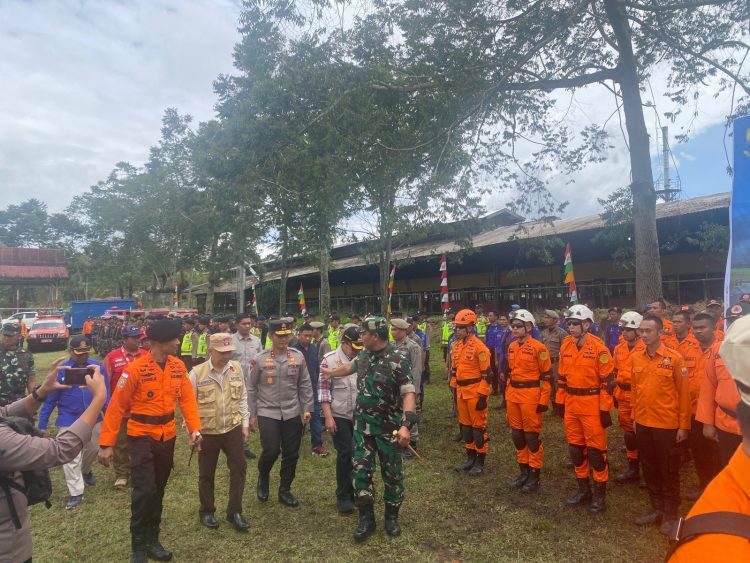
top-left (38, 358), bottom-right (110, 430)
top-left (604, 323), bottom-right (621, 353)
top-left (486, 324), bottom-right (500, 349)
top-left (292, 341), bottom-right (319, 384)
top-left (414, 329), bottom-right (428, 352)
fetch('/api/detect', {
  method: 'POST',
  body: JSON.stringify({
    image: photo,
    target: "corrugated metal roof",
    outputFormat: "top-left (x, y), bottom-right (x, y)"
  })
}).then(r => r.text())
top-left (191, 192), bottom-right (730, 294)
top-left (0, 248), bottom-right (69, 281)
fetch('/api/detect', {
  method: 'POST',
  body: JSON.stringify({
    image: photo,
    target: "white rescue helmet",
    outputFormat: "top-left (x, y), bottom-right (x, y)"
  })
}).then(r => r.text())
top-left (565, 304), bottom-right (595, 323)
top-left (512, 309), bottom-right (536, 327)
top-left (619, 311), bottom-right (643, 329)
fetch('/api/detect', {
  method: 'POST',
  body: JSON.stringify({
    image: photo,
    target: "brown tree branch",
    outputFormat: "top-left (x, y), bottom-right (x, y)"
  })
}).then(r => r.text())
top-left (619, 0), bottom-right (734, 10)
top-left (503, 68), bottom-right (620, 91)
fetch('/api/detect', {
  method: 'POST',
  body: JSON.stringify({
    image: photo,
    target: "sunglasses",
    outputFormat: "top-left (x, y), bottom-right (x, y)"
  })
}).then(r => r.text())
top-left (567, 320), bottom-right (582, 326)
top-left (454, 324), bottom-right (468, 330)
top-left (510, 323), bottom-right (525, 329)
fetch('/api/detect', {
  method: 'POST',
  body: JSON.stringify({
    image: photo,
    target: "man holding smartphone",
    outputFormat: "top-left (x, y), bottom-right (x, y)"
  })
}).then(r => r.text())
top-left (38, 335), bottom-right (110, 510)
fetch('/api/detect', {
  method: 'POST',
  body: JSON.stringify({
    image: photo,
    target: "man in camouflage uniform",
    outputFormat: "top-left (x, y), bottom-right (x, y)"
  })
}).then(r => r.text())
top-left (0, 323), bottom-right (36, 407)
top-left (321, 316), bottom-right (417, 542)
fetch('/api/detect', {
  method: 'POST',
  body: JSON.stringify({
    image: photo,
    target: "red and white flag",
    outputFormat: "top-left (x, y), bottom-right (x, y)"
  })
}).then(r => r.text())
top-left (440, 254), bottom-right (449, 311)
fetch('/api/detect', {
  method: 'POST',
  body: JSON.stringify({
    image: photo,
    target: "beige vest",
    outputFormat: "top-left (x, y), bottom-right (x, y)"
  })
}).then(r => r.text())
top-left (194, 360), bottom-right (244, 434)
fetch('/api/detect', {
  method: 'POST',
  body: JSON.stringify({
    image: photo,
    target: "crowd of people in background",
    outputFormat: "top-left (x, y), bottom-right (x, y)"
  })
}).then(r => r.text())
top-left (2, 293), bottom-right (750, 562)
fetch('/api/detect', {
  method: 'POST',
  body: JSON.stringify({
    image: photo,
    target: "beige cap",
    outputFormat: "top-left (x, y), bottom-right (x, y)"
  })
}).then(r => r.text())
top-left (719, 314), bottom-right (750, 405)
top-left (309, 321), bottom-right (325, 329)
top-left (209, 332), bottom-right (236, 352)
top-left (543, 309), bottom-right (559, 319)
top-left (391, 319), bottom-right (409, 330)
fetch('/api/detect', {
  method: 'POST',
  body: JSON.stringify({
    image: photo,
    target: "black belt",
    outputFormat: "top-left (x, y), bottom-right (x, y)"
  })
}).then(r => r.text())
top-left (719, 405), bottom-right (738, 419)
top-left (509, 380), bottom-right (540, 388)
top-left (617, 383), bottom-right (631, 391)
top-left (564, 386), bottom-right (600, 396)
top-left (456, 378), bottom-right (482, 386)
top-left (131, 412), bottom-right (175, 425)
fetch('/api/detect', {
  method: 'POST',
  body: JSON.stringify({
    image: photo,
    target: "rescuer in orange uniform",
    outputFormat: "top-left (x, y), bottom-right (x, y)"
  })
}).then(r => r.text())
top-left (505, 309), bottom-right (552, 493)
top-left (696, 303), bottom-right (750, 468)
top-left (683, 311), bottom-right (721, 496)
top-left (555, 304), bottom-right (614, 514)
top-left (631, 316), bottom-right (690, 535)
top-left (612, 311), bottom-right (646, 484)
top-left (668, 313), bottom-right (750, 562)
top-left (452, 309), bottom-right (492, 476)
top-left (649, 299), bottom-right (674, 345)
top-left (98, 319), bottom-right (202, 563)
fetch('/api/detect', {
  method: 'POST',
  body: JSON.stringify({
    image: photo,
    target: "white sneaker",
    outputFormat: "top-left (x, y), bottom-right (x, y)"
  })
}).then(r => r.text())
top-left (114, 478), bottom-right (128, 489)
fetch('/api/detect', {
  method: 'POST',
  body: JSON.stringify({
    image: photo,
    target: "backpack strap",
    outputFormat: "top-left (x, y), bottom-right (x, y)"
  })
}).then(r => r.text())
top-left (0, 475), bottom-right (26, 529)
top-left (666, 512), bottom-right (750, 560)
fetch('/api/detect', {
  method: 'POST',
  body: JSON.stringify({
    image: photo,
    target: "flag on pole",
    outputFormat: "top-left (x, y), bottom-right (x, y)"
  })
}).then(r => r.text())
top-left (298, 283), bottom-right (306, 316)
top-left (387, 264), bottom-right (396, 315)
top-left (440, 254), bottom-right (450, 311)
top-left (563, 243), bottom-right (578, 304)
top-left (172, 283), bottom-right (179, 305)
top-left (250, 284), bottom-right (258, 315)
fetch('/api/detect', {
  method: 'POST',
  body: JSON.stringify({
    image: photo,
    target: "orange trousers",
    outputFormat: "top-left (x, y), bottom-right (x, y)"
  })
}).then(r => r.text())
top-left (617, 397), bottom-right (638, 461)
top-left (457, 395), bottom-right (489, 454)
top-left (564, 411), bottom-right (608, 482)
top-left (506, 401), bottom-right (544, 469)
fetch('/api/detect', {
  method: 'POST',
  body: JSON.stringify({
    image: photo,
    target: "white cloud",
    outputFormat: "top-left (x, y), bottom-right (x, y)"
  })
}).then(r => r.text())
top-left (0, 0), bottom-right (242, 212)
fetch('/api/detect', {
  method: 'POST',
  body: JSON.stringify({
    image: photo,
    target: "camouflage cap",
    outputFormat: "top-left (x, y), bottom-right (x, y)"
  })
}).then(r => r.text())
top-left (1, 323), bottom-right (21, 336)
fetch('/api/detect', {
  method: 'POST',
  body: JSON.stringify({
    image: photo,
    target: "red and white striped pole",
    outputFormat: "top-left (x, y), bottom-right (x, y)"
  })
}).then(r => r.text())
top-left (440, 254), bottom-right (449, 312)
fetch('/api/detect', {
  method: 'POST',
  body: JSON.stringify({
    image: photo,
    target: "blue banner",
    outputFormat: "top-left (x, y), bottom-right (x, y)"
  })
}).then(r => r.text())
top-left (725, 116), bottom-right (750, 306)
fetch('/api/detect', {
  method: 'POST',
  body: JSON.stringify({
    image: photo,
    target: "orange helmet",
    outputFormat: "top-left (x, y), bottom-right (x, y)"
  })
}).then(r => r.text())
top-left (454, 309), bottom-right (477, 325)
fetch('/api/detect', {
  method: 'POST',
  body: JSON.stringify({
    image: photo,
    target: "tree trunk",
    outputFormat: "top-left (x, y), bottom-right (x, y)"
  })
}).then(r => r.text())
top-left (278, 225), bottom-right (289, 315)
top-left (205, 283), bottom-right (215, 315)
top-left (378, 196), bottom-right (395, 316)
top-left (319, 241), bottom-right (331, 318)
top-left (604, 0), bottom-right (663, 305)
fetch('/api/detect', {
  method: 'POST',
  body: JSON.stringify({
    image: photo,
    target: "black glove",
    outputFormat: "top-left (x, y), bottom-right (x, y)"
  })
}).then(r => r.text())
top-left (536, 403), bottom-right (549, 413)
top-left (476, 395), bottom-right (488, 411)
top-left (600, 410), bottom-right (613, 429)
top-left (553, 403), bottom-right (565, 418)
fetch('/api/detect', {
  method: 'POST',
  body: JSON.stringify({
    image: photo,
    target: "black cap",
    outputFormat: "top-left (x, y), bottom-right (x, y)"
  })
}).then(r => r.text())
top-left (146, 319), bottom-right (182, 342)
top-left (197, 315), bottom-right (210, 325)
top-left (2, 323), bottom-right (21, 335)
top-left (268, 318), bottom-right (293, 335)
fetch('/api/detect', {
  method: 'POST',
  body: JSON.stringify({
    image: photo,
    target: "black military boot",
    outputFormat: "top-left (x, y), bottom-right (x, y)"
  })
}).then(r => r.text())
top-left (257, 474), bottom-right (269, 502)
top-left (278, 487), bottom-right (300, 508)
top-left (353, 505), bottom-right (376, 542)
top-left (145, 529), bottom-right (172, 562)
top-left (520, 468), bottom-right (540, 493)
top-left (130, 535), bottom-right (148, 563)
top-left (384, 504), bottom-right (401, 537)
top-left (589, 482), bottom-right (606, 514)
top-left (510, 463), bottom-right (530, 489)
top-left (468, 454), bottom-right (485, 476)
top-left (454, 449), bottom-right (476, 471)
top-left (566, 478), bottom-right (592, 506)
top-left (615, 459), bottom-right (640, 484)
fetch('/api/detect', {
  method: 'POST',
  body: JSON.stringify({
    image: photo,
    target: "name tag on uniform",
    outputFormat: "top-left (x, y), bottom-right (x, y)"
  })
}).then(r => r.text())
top-left (289, 366), bottom-right (299, 377)
top-left (266, 376), bottom-right (274, 385)
top-left (197, 379), bottom-right (213, 387)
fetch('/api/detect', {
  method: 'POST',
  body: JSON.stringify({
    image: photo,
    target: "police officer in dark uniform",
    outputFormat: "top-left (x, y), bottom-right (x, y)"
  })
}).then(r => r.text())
top-left (0, 323), bottom-right (36, 407)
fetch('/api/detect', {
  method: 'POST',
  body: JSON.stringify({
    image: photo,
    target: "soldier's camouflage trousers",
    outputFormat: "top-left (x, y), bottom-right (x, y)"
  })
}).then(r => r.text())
top-left (352, 431), bottom-right (404, 508)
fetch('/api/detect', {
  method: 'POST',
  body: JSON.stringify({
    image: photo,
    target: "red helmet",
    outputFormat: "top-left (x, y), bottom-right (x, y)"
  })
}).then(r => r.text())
top-left (454, 309), bottom-right (477, 325)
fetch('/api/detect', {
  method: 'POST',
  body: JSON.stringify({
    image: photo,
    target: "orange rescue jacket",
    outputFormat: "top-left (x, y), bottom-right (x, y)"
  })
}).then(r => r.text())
top-left (631, 344), bottom-right (690, 430)
top-left (556, 334), bottom-right (614, 414)
top-left (506, 337), bottom-right (552, 406)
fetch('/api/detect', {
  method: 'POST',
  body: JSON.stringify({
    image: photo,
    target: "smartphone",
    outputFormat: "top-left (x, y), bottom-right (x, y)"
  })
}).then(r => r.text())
top-left (64, 366), bottom-right (95, 386)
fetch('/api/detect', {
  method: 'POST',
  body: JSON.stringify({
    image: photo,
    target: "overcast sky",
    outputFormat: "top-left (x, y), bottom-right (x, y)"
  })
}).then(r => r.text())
top-left (0, 0), bottom-right (736, 219)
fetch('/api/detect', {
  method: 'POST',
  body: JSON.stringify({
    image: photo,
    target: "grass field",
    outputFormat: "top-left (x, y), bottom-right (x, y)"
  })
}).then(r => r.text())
top-left (25, 347), bottom-right (691, 562)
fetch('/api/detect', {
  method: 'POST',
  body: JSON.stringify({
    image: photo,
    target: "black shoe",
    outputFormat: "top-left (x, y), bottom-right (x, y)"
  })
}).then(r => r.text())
top-left (455, 450), bottom-right (476, 471)
top-left (589, 482), bottom-right (606, 514)
top-left (337, 497), bottom-right (355, 514)
top-left (227, 513), bottom-right (249, 531)
top-left (257, 475), bottom-right (269, 502)
top-left (278, 489), bottom-right (299, 507)
top-left (145, 539), bottom-right (173, 561)
top-left (130, 551), bottom-right (148, 563)
top-left (468, 453), bottom-right (485, 476)
top-left (566, 478), bottom-right (592, 506)
top-left (384, 504), bottom-right (401, 537)
top-left (200, 514), bottom-right (220, 529)
top-left (520, 469), bottom-right (540, 493)
top-left (353, 505), bottom-right (376, 542)
top-left (244, 448), bottom-right (257, 460)
top-left (615, 459), bottom-right (640, 484)
top-left (634, 510), bottom-right (663, 526)
top-left (510, 464), bottom-right (530, 489)
top-left (83, 471), bottom-right (96, 486)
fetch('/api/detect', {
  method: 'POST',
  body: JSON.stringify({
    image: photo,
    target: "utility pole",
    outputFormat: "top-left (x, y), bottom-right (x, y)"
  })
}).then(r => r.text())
top-left (237, 265), bottom-right (246, 314)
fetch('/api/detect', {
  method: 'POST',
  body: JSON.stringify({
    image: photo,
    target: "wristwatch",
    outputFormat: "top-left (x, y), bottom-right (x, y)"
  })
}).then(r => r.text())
top-left (31, 384), bottom-right (46, 402)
